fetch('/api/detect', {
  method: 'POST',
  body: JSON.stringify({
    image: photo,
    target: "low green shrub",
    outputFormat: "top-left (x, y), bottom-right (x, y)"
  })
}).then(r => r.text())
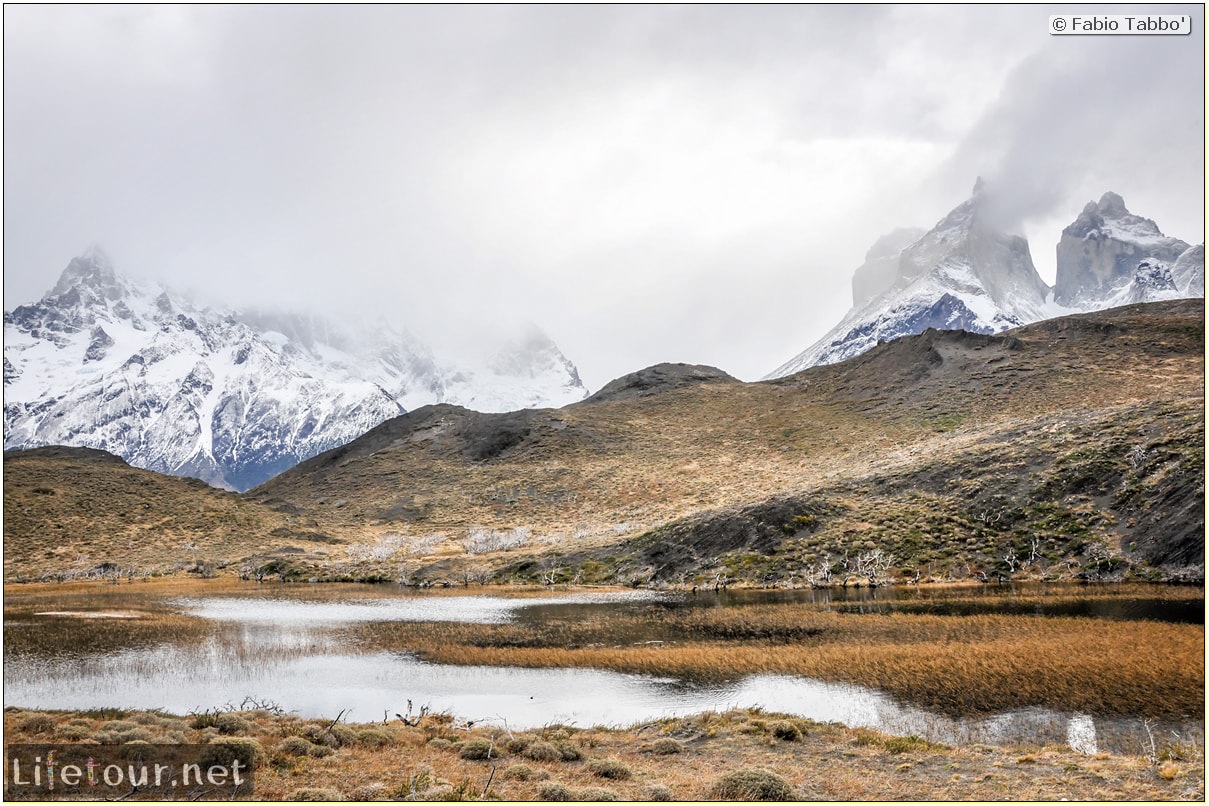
top-left (459, 738), bottom-right (495, 760)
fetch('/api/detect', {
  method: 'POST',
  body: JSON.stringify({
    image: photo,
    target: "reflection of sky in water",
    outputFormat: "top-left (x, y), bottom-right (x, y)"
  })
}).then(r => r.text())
top-left (6, 644), bottom-right (1171, 753)
top-left (5, 591), bottom-right (1201, 753)
top-left (169, 590), bottom-right (664, 626)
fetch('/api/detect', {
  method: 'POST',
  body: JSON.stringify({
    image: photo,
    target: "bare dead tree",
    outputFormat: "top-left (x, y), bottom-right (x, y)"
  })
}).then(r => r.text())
top-left (977, 507), bottom-right (1006, 526)
top-left (999, 545), bottom-right (1020, 577)
top-left (964, 562), bottom-right (989, 583)
top-left (397, 701), bottom-right (430, 727)
top-left (1028, 536), bottom-right (1042, 566)
top-left (712, 571), bottom-right (730, 592)
top-left (854, 549), bottom-right (895, 587)
top-left (803, 554), bottom-right (835, 588)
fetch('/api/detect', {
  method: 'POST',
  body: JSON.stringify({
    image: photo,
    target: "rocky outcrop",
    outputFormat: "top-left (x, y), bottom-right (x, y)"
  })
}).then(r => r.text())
top-left (581, 363), bottom-right (736, 405)
top-left (1171, 244), bottom-right (1205, 297)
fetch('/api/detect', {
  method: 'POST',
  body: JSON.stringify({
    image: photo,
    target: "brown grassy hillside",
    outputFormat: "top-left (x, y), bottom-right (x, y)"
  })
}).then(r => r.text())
top-left (2, 447), bottom-right (298, 580)
top-left (5, 300), bottom-right (1203, 584)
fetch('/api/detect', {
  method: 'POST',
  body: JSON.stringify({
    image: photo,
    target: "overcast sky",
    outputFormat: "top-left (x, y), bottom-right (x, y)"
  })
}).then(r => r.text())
top-left (4, 5), bottom-right (1204, 390)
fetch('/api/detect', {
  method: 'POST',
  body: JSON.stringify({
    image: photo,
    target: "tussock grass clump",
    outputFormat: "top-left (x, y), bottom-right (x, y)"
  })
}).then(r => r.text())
top-left (277, 736), bottom-right (332, 758)
top-left (299, 722), bottom-right (346, 748)
top-left (94, 722), bottom-right (155, 744)
top-left (307, 743), bottom-right (334, 758)
top-left (647, 738), bottom-right (682, 755)
top-left (642, 783), bottom-right (674, 801)
top-left (214, 712), bottom-right (252, 735)
top-left (99, 719), bottom-right (141, 733)
top-left (538, 781), bottom-right (573, 801)
top-left (350, 783), bottom-right (387, 800)
top-left (128, 711), bottom-right (165, 726)
top-left (575, 785), bottom-right (620, 801)
top-left (770, 720), bottom-right (801, 741)
top-left (190, 711), bottom-right (222, 730)
top-left (586, 758), bottom-right (631, 780)
top-left (525, 740), bottom-right (564, 762)
top-left (459, 737), bottom-right (495, 760)
top-left (356, 728), bottom-right (392, 747)
top-left (427, 737), bottom-right (454, 751)
top-left (328, 724), bottom-right (357, 747)
top-left (882, 735), bottom-right (930, 754)
top-left (853, 728), bottom-right (934, 754)
top-left (286, 788), bottom-right (345, 801)
top-left (555, 741), bottom-right (583, 761)
top-left (711, 768), bottom-right (797, 801)
top-left (505, 734), bottom-right (534, 753)
top-left (17, 713), bottom-right (57, 734)
top-left (57, 724), bottom-right (92, 741)
top-left (502, 763), bottom-right (538, 781)
top-left (203, 737), bottom-right (267, 769)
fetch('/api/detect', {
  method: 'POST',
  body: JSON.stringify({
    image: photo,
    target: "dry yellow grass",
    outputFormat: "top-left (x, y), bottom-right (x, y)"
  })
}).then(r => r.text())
top-left (356, 605), bottom-right (1205, 717)
top-left (2, 450), bottom-right (296, 580)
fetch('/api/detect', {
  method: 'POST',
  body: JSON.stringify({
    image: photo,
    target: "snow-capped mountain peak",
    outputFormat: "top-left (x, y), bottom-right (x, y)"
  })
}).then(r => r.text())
top-left (1054, 192), bottom-right (1193, 306)
top-left (5, 253), bottom-right (589, 490)
top-left (767, 185), bottom-right (1203, 379)
top-left (768, 179), bottom-right (1053, 377)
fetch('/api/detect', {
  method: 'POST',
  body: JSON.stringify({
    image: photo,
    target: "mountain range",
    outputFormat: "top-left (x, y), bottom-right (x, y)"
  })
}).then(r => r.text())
top-left (767, 182), bottom-right (1205, 376)
top-left (3, 249), bottom-right (588, 490)
top-left (4, 181), bottom-right (1203, 497)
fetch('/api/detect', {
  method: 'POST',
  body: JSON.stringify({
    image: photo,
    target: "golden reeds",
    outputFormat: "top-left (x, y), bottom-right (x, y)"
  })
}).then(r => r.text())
top-left (356, 605), bottom-right (1204, 717)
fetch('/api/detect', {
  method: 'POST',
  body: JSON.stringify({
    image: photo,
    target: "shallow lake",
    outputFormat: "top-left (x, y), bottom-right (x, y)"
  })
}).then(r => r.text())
top-left (4, 581), bottom-right (1202, 754)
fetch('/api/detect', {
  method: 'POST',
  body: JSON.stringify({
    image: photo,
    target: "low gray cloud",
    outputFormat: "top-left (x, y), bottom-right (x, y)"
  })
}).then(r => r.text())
top-left (4, 5), bottom-right (1203, 390)
top-left (944, 19), bottom-right (1203, 253)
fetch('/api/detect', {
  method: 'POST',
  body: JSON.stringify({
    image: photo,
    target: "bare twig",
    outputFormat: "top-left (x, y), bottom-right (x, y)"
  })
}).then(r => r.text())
top-left (481, 765), bottom-right (496, 799)
top-left (321, 708), bottom-right (347, 735)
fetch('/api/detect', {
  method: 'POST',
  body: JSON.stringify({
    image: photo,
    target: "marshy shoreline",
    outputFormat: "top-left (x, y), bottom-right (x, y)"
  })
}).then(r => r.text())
top-left (4, 578), bottom-right (1203, 800)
